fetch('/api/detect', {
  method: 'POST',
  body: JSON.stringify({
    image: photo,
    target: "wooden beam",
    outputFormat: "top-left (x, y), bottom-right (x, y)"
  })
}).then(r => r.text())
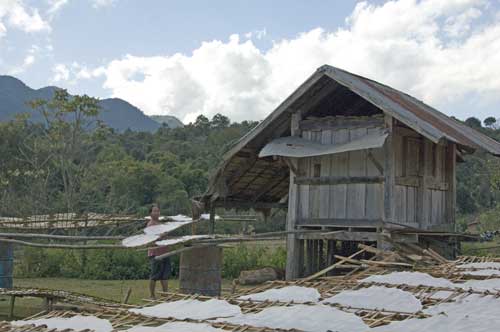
top-left (213, 201), bottom-right (287, 209)
top-left (251, 170), bottom-right (289, 202)
top-left (301, 248), bottom-right (366, 282)
top-left (286, 111), bottom-right (303, 280)
top-left (295, 176), bottom-right (384, 186)
top-left (383, 115), bottom-right (395, 224)
top-left (424, 178), bottom-right (449, 191)
top-left (367, 150), bottom-right (384, 175)
top-left (298, 231), bottom-right (379, 242)
top-left (0, 238), bottom-right (124, 249)
top-left (297, 218), bottom-right (383, 227)
top-left (445, 143), bottom-right (456, 225)
top-left (0, 233), bottom-right (124, 241)
top-left (395, 176), bottom-right (420, 187)
top-left (300, 116), bottom-right (384, 131)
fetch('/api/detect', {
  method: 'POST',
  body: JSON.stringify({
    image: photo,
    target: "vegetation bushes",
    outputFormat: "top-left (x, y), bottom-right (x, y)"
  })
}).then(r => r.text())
top-left (15, 244), bottom-right (286, 280)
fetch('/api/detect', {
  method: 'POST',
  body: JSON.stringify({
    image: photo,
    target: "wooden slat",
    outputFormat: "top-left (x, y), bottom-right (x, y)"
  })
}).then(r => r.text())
top-left (297, 218), bottom-right (383, 227)
top-left (347, 127), bottom-right (367, 220)
top-left (295, 176), bottom-right (384, 185)
top-left (330, 129), bottom-right (349, 219)
top-left (299, 116), bottom-right (384, 131)
top-left (319, 130), bottom-right (333, 219)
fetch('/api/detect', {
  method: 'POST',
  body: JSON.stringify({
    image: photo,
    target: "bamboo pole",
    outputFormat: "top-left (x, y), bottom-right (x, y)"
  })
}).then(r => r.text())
top-left (0, 233), bottom-right (124, 241)
top-left (0, 238), bottom-right (124, 249)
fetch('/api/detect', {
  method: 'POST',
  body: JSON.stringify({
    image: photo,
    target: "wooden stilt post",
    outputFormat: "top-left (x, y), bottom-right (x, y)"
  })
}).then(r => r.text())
top-left (319, 240), bottom-right (326, 269)
top-left (381, 115), bottom-right (395, 250)
top-left (8, 295), bottom-right (15, 319)
top-left (209, 204), bottom-right (216, 235)
top-left (285, 111), bottom-right (304, 280)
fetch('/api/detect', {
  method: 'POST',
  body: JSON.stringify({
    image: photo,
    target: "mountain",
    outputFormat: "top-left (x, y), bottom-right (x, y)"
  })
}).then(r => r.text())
top-left (0, 75), bottom-right (161, 132)
top-left (150, 115), bottom-right (184, 128)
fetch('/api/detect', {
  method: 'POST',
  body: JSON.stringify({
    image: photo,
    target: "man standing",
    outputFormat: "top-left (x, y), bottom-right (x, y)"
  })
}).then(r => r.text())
top-left (147, 204), bottom-right (170, 299)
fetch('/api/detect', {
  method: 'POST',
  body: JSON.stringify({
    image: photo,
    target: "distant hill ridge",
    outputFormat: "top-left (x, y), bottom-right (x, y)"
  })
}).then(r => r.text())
top-left (0, 75), bottom-right (182, 132)
top-left (150, 115), bottom-right (184, 128)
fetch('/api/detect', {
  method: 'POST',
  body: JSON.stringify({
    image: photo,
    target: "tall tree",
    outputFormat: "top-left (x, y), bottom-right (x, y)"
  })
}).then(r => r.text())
top-left (29, 89), bottom-right (101, 212)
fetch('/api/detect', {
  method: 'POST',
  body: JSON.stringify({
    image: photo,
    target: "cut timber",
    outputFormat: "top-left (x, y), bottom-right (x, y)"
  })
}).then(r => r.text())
top-left (301, 248), bottom-right (366, 282)
top-left (238, 267), bottom-right (279, 285)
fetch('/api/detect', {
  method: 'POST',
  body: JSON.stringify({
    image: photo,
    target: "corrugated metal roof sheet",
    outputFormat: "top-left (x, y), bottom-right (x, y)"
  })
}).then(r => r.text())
top-left (321, 65), bottom-right (500, 155)
top-left (259, 130), bottom-right (388, 158)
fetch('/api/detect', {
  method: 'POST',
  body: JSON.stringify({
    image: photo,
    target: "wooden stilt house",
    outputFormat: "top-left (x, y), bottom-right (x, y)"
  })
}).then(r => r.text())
top-left (199, 65), bottom-right (500, 279)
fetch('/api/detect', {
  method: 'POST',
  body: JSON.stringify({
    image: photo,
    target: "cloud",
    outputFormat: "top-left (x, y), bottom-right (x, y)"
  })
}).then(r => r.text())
top-left (47, 0), bottom-right (69, 18)
top-left (8, 44), bottom-right (40, 74)
top-left (91, 0), bottom-right (116, 9)
top-left (71, 0), bottom-right (500, 122)
top-left (0, 0), bottom-right (50, 42)
top-left (245, 28), bottom-right (267, 40)
top-left (52, 63), bottom-right (70, 82)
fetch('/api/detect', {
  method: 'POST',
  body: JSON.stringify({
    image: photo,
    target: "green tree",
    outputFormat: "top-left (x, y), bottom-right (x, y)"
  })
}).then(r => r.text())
top-left (465, 117), bottom-right (482, 128)
top-left (484, 117), bottom-right (497, 128)
top-left (28, 89), bottom-right (102, 212)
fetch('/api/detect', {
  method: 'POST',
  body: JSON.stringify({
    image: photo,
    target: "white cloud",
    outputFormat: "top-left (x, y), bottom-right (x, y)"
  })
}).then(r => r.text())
top-left (245, 28), bottom-right (267, 40)
top-left (8, 44), bottom-right (40, 74)
top-left (91, 0), bottom-right (116, 9)
top-left (0, 0), bottom-right (50, 39)
top-left (47, 0), bottom-right (69, 17)
top-left (6, 2), bottom-right (50, 32)
top-left (52, 63), bottom-right (70, 82)
top-left (74, 0), bottom-right (500, 123)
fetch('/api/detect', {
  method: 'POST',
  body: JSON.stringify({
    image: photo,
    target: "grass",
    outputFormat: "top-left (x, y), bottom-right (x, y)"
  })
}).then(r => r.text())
top-left (0, 277), bottom-right (237, 321)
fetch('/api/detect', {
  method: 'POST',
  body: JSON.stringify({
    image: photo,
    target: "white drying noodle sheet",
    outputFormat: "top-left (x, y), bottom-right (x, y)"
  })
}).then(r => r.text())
top-left (322, 286), bottom-right (423, 313)
top-left (360, 271), bottom-right (456, 288)
top-left (12, 316), bottom-right (113, 332)
top-left (200, 213), bottom-right (221, 220)
top-left (361, 271), bottom-right (500, 292)
top-left (129, 299), bottom-right (241, 320)
top-left (218, 304), bottom-right (368, 332)
top-left (122, 234), bottom-right (159, 247)
top-left (459, 269), bottom-right (500, 276)
top-left (166, 214), bottom-right (193, 222)
top-left (143, 221), bottom-right (194, 235)
top-left (126, 322), bottom-right (225, 332)
top-left (238, 286), bottom-right (321, 303)
top-left (372, 294), bottom-right (500, 332)
top-left (457, 262), bottom-right (500, 270)
top-left (156, 235), bottom-right (211, 246)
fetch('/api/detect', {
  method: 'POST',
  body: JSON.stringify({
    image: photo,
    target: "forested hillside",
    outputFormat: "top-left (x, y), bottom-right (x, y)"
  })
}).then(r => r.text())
top-left (0, 89), bottom-right (257, 217)
top-left (0, 90), bottom-right (499, 224)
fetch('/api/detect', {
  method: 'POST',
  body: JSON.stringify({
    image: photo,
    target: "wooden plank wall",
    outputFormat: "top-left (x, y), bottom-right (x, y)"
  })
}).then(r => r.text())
top-left (392, 129), bottom-right (453, 230)
top-left (297, 125), bottom-right (384, 224)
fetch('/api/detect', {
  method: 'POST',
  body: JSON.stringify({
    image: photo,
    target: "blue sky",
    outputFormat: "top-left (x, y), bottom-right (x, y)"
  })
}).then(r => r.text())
top-left (1, 0), bottom-right (499, 123)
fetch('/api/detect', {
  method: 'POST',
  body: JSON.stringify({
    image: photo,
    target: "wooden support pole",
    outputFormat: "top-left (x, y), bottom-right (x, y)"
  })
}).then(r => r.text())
top-left (312, 240), bottom-right (319, 273)
top-left (122, 287), bottom-right (132, 304)
top-left (285, 111), bottom-right (303, 280)
top-left (445, 143), bottom-right (456, 228)
top-left (381, 115), bottom-right (395, 250)
top-left (318, 240), bottom-right (324, 270)
top-left (8, 295), bottom-right (15, 319)
top-left (209, 204), bottom-right (216, 235)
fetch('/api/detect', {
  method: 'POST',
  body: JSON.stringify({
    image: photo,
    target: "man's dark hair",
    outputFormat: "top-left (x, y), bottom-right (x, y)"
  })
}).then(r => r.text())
top-left (149, 204), bottom-right (159, 213)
